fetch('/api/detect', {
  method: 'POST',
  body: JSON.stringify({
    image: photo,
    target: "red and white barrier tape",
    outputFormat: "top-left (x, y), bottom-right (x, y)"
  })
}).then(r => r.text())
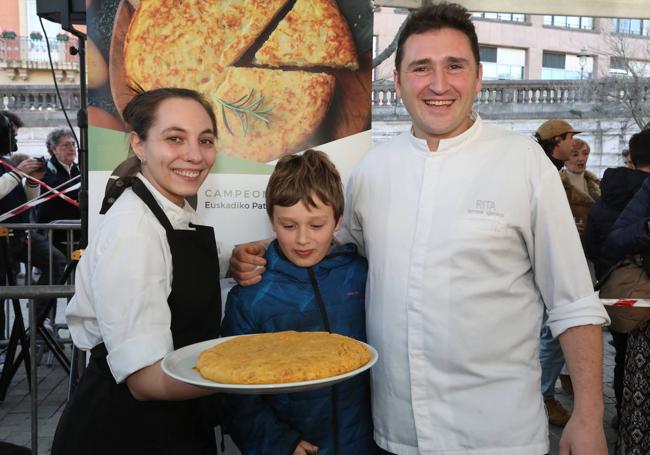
top-left (601, 298), bottom-right (650, 308)
top-left (0, 158), bottom-right (79, 208)
top-left (0, 175), bottom-right (80, 223)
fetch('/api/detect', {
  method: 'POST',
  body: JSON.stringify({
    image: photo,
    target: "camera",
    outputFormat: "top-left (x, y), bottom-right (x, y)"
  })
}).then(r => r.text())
top-left (35, 156), bottom-right (47, 170)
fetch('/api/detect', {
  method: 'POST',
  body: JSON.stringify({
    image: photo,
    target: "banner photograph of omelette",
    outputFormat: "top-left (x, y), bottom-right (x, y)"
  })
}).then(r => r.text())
top-left (88, 0), bottom-right (372, 164)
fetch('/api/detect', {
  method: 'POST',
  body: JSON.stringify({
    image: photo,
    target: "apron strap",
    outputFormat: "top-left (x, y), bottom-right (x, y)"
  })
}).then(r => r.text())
top-left (99, 176), bottom-right (134, 215)
top-left (100, 176), bottom-right (176, 233)
top-left (130, 178), bottom-right (175, 233)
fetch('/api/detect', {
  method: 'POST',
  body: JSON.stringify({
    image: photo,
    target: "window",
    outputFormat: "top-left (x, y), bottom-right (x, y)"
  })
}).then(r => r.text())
top-left (611, 18), bottom-right (650, 36)
top-left (372, 35), bottom-right (378, 81)
top-left (543, 15), bottom-right (594, 30)
top-left (26, 0), bottom-right (63, 62)
top-left (542, 52), bottom-right (565, 69)
top-left (480, 46), bottom-right (525, 80)
top-left (541, 51), bottom-right (593, 80)
top-left (471, 12), bottom-right (525, 23)
top-left (479, 46), bottom-right (497, 63)
top-left (609, 57), bottom-right (650, 77)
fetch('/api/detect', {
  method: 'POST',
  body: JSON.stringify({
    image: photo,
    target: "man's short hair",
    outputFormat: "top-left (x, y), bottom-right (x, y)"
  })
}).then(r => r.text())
top-left (622, 149), bottom-right (630, 157)
top-left (629, 129), bottom-right (650, 168)
top-left (0, 112), bottom-right (20, 155)
top-left (266, 149), bottom-right (344, 222)
top-left (395, 2), bottom-right (480, 72)
top-left (46, 128), bottom-right (75, 155)
top-left (2, 111), bottom-right (24, 129)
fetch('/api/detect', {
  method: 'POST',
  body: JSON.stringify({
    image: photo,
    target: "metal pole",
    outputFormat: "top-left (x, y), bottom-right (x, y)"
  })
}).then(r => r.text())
top-left (68, 31), bottom-right (88, 250)
top-left (29, 296), bottom-right (37, 454)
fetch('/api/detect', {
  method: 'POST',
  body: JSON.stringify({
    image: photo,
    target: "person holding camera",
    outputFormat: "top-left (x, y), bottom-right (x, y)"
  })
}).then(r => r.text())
top-left (36, 128), bottom-right (80, 253)
top-left (602, 132), bottom-right (650, 453)
top-left (0, 112), bottom-right (66, 323)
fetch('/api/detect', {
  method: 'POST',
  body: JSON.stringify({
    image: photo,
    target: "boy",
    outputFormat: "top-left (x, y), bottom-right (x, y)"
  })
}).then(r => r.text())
top-left (221, 150), bottom-right (376, 455)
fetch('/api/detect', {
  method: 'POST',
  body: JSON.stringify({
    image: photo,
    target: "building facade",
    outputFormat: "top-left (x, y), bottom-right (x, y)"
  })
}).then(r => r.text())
top-left (0, 0), bottom-right (81, 155)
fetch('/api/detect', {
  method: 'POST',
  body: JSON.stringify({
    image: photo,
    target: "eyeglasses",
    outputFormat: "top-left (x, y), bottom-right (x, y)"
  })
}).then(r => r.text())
top-left (57, 141), bottom-right (77, 149)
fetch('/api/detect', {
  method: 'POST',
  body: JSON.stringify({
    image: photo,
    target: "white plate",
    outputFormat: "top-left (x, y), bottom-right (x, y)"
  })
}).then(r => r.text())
top-left (161, 335), bottom-right (378, 395)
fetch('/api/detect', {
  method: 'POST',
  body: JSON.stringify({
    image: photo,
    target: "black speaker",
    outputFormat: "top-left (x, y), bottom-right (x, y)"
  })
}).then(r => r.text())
top-left (36, 0), bottom-right (86, 30)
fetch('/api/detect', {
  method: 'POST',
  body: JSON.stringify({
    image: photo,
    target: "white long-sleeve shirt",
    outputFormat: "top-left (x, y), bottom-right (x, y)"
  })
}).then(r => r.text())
top-left (338, 115), bottom-right (609, 455)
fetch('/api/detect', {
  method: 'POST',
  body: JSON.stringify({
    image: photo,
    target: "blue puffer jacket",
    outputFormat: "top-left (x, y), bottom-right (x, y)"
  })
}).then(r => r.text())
top-left (603, 177), bottom-right (650, 264)
top-left (221, 241), bottom-right (376, 455)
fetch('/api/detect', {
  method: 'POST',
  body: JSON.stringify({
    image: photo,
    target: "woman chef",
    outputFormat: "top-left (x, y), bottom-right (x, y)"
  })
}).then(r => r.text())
top-left (52, 88), bottom-right (223, 454)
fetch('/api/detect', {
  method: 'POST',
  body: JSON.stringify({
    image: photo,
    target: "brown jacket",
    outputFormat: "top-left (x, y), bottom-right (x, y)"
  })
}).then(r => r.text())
top-left (559, 169), bottom-right (601, 235)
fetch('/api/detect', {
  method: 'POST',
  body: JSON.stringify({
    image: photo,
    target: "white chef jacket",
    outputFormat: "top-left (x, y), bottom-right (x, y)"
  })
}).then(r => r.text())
top-left (338, 115), bottom-right (609, 455)
top-left (66, 174), bottom-right (202, 383)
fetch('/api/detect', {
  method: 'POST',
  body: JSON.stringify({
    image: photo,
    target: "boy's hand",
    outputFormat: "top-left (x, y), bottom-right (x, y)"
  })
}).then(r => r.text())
top-left (293, 440), bottom-right (319, 455)
top-left (229, 242), bottom-right (267, 286)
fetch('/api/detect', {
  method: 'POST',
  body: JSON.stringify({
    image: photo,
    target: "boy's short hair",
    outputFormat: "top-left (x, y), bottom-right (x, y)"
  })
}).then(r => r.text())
top-left (266, 149), bottom-right (344, 221)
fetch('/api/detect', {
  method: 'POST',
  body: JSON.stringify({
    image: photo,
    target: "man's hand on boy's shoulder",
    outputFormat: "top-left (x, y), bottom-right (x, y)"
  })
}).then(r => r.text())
top-left (228, 240), bottom-right (269, 286)
top-left (293, 440), bottom-right (319, 455)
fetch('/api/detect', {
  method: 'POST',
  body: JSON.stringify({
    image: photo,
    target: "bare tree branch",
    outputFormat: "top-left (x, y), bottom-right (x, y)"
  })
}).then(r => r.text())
top-left (372, 12), bottom-right (411, 69)
top-left (589, 31), bottom-right (650, 129)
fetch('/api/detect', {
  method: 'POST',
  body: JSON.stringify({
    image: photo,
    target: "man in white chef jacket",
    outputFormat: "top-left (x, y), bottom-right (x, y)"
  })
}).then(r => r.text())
top-left (229, 3), bottom-right (609, 455)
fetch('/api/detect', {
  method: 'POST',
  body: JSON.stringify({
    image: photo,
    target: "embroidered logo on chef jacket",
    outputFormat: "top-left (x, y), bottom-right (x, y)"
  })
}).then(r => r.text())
top-left (467, 199), bottom-right (504, 218)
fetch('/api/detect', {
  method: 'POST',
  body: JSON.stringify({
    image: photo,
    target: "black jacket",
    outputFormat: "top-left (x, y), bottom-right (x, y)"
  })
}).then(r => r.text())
top-left (36, 156), bottom-right (80, 224)
top-left (589, 167), bottom-right (650, 277)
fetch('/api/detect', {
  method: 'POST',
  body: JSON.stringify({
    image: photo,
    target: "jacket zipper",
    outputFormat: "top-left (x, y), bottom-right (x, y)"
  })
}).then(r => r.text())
top-left (307, 267), bottom-right (340, 455)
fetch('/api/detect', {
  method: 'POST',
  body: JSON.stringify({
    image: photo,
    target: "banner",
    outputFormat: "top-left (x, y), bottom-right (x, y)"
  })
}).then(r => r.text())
top-left (86, 0), bottom-right (373, 244)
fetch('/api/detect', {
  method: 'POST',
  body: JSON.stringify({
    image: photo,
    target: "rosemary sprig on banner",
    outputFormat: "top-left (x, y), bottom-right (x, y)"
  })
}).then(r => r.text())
top-left (215, 89), bottom-right (273, 136)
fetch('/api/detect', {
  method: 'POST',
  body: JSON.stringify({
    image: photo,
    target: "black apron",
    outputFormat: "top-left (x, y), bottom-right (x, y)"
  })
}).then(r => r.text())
top-left (52, 178), bottom-right (222, 455)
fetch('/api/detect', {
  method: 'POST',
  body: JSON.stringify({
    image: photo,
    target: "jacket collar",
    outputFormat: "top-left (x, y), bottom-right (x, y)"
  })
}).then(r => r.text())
top-left (265, 240), bottom-right (358, 282)
top-left (407, 112), bottom-right (482, 154)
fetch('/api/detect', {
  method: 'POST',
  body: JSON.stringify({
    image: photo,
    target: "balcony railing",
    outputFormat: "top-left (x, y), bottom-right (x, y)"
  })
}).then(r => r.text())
top-left (372, 78), bottom-right (650, 120)
top-left (0, 36), bottom-right (79, 67)
top-left (0, 84), bottom-right (80, 112)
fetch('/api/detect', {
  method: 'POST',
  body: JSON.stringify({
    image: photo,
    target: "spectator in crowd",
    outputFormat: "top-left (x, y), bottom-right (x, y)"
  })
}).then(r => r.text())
top-left (0, 112), bottom-right (66, 322)
top-left (231, 4), bottom-right (609, 454)
top-left (622, 149), bottom-right (634, 169)
top-left (560, 138), bottom-right (601, 239)
top-left (602, 147), bottom-right (650, 453)
top-left (550, 138), bottom-right (602, 413)
top-left (534, 118), bottom-right (582, 427)
top-left (587, 130), bottom-right (650, 278)
top-left (534, 118), bottom-right (580, 170)
top-left (590, 130), bottom-right (650, 428)
top-left (37, 128), bottom-right (80, 253)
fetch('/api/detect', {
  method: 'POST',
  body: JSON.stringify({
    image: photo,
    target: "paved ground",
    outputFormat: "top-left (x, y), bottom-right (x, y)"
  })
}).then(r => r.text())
top-left (0, 326), bottom-right (619, 454)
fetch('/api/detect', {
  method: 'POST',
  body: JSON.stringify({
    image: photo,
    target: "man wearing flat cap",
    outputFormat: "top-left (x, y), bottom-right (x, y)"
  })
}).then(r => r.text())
top-left (535, 119), bottom-right (582, 170)
top-left (535, 118), bottom-right (583, 427)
